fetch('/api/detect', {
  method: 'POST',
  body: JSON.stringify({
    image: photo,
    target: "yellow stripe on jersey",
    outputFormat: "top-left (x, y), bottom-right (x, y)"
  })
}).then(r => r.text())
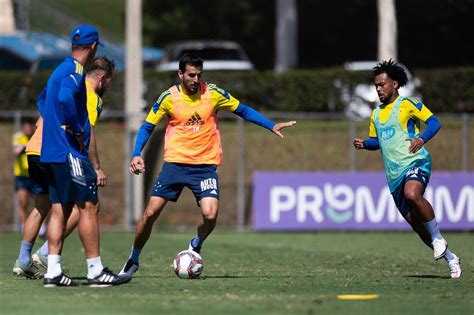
top-left (74, 60), bottom-right (83, 75)
top-left (369, 96), bottom-right (434, 138)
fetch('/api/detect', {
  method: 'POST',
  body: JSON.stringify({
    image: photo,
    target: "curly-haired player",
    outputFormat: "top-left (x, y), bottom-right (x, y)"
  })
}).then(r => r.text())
top-left (353, 59), bottom-right (461, 278)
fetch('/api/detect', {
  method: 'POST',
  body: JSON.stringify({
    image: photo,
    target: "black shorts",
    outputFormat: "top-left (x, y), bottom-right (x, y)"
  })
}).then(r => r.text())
top-left (27, 155), bottom-right (49, 195)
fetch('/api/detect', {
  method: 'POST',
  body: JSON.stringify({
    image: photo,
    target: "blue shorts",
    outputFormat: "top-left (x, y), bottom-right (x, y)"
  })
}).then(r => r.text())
top-left (27, 155), bottom-right (49, 195)
top-left (46, 153), bottom-right (98, 204)
top-left (391, 167), bottom-right (430, 217)
top-left (151, 162), bottom-right (219, 204)
top-left (15, 176), bottom-right (34, 192)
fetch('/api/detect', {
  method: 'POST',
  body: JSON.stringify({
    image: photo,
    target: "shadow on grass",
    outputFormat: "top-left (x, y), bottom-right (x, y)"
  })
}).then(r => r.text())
top-left (403, 275), bottom-right (450, 279)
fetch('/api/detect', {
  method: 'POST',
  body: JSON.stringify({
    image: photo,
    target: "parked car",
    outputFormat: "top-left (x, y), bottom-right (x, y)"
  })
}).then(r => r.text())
top-left (336, 61), bottom-right (421, 120)
top-left (156, 40), bottom-right (254, 72)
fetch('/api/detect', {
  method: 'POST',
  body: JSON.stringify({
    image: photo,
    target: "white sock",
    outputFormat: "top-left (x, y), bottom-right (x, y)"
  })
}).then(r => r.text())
top-left (87, 256), bottom-right (104, 279)
top-left (44, 254), bottom-right (62, 279)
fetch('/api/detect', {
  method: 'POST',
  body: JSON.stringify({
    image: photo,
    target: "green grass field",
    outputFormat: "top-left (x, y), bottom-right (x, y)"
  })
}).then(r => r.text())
top-left (0, 231), bottom-right (472, 315)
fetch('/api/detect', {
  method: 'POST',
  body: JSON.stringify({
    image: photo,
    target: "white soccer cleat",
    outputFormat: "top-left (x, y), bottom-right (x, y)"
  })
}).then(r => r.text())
top-left (12, 259), bottom-right (42, 279)
top-left (432, 238), bottom-right (447, 260)
top-left (448, 256), bottom-right (461, 279)
top-left (32, 252), bottom-right (48, 274)
top-left (118, 259), bottom-right (139, 278)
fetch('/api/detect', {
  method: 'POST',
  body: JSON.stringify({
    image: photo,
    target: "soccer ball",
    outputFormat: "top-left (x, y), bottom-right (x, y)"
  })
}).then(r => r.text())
top-left (173, 250), bottom-right (203, 279)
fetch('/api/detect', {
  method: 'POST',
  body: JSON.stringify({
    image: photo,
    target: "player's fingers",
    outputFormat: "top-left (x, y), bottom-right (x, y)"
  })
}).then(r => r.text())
top-left (274, 130), bottom-right (284, 139)
top-left (282, 121), bottom-right (296, 128)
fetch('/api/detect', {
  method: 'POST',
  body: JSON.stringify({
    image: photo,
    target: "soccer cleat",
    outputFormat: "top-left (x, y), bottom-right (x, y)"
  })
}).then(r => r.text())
top-left (43, 273), bottom-right (78, 287)
top-left (432, 238), bottom-right (448, 260)
top-left (32, 251), bottom-right (48, 274)
top-left (88, 267), bottom-right (131, 287)
top-left (12, 259), bottom-right (42, 279)
top-left (448, 256), bottom-right (461, 279)
top-left (118, 259), bottom-right (139, 277)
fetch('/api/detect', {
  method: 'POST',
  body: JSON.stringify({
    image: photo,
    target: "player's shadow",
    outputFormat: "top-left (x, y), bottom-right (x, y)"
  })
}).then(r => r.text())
top-left (403, 275), bottom-right (450, 279)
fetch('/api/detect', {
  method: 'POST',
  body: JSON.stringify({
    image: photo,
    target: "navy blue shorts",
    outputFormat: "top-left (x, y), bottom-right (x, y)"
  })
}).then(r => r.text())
top-left (151, 162), bottom-right (219, 203)
top-left (15, 176), bottom-right (34, 192)
top-left (391, 167), bottom-right (430, 217)
top-left (46, 153), bottom-right (98, 204)
top-left (27, 155), bottom-right (49, 195)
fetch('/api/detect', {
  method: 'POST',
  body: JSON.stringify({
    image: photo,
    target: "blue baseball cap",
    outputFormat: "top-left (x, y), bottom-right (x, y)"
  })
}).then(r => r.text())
top-left (70, 24), bottom-right (104, 47)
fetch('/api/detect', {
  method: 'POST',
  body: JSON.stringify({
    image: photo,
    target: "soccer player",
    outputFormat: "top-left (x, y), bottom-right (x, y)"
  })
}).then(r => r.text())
top-left (12, 56), bottom-right (116, 280)
top-left (12, 119), bottom-right (35, 231)
top-left (119, 53), bottom-right (296, 277)
top-left (39, 25), bottom-right (129, 287)
top-left (353, 59), bottom-right (461, 278)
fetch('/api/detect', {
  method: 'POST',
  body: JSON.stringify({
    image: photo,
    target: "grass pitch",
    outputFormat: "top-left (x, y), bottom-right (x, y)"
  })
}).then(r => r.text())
top-left (0, 231), bottom-right (473, 315)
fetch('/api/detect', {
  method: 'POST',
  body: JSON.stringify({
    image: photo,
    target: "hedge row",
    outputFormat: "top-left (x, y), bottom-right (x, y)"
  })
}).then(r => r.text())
top-left (1, 67), bottom-right (473, 113)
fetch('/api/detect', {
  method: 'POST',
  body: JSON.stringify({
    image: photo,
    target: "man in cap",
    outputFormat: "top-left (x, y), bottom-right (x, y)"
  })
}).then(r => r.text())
top-left (39, 25), bottom-right (129, 287)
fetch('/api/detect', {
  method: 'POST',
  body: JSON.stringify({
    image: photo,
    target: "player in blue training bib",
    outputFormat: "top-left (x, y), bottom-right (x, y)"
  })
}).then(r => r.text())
top-left (353, 59), bottom-right (461, 279)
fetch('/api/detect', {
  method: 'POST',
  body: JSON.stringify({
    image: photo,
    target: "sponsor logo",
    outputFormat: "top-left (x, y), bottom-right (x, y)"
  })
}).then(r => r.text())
top-left (201, 178), bottom-right (217, 192)
top-left (379, 127), bottom-right (396, 141)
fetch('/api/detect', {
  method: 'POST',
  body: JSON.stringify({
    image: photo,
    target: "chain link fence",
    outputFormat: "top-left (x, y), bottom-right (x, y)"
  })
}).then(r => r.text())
top-left (1, 110), bottom-right (472, 231)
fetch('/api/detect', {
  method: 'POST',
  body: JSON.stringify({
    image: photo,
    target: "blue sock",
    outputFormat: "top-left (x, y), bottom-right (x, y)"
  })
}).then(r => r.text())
top-left (191, 236), bottom-right (203, 249)
top-left (19, 241), bottom-right (33, 266)
top-left (423, 218), bottom-right (443, 241)
top-left (39, 241), bottom-right (49, 256)
top-left (443, 249), bottom-right (456, 262)
top-left (129, 247), bottom-right (141, 264)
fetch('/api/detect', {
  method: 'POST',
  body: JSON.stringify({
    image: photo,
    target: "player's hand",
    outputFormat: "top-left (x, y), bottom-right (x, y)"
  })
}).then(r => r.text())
top-left (130, 156), bottom-right (145, 175)
top-left (353, 138), bottom-right (365, 150)
top-left (406, 137), bottom-right (424, 153)
top-left (95, 168), bottom-right (107, 187)
top-left (272, 121), bottom-right (296, 139)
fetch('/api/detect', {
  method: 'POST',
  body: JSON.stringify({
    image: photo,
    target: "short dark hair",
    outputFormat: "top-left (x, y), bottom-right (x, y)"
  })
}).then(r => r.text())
top-left (179, 53), bottom-right (203, 72)
top-left (372, 59), bottom-right (408, 88)
top-left (87, 55), bottom-right (116, 78)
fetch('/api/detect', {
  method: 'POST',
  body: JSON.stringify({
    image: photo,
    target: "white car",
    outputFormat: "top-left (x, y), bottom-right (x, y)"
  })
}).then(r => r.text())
top-left (337, 61), bottom-right (421, 120)
top-left (156, 40), bottom-right (254, 72)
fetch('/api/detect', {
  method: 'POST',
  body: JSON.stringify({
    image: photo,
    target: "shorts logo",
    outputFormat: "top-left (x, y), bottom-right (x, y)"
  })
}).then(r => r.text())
top-left (68, 153), bottom-right (86, 186)
top-left (201, 178), bottom-right (217, 192)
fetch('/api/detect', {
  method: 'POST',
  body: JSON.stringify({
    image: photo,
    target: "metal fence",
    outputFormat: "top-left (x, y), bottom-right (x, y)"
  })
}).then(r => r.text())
top-left (1, 110), bottom-right (472, 231)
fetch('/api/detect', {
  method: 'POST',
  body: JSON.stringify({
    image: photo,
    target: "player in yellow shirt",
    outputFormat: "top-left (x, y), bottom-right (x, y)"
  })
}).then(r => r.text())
top-left (13, 56), bottom-right (116, 281)
top-left (353, 59), bottom-right (461, 278)
top-left (12, 119), bottom-right (34, 230)
top-left (119, 53), bottom-right (296, 277)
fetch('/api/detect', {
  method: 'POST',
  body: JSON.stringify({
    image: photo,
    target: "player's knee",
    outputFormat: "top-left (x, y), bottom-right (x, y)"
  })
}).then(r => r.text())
top-left (404, 190), bottom-right (421, 205)
top-left (203, 207), bottom-right (218, 221)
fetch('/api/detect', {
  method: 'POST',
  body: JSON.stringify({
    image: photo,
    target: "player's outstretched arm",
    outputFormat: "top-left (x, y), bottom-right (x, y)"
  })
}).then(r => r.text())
top-left (130, 156), bottom-right (145, 175)
top-left (272, 121), bottom-right (296, 139)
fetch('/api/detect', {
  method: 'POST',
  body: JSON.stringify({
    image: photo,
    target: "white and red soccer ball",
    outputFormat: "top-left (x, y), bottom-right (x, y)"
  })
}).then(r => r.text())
top-left (173, 250), bottom-right (203, 279)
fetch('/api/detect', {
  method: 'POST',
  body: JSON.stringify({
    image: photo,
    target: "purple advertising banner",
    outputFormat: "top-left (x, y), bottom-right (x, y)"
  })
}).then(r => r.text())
top-left (252, 172), bottom-right (474, 231)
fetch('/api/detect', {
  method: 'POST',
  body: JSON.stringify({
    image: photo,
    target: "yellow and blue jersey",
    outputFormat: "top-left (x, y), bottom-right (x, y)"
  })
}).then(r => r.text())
top-left (12, 131), bottom-right (30, 177)
top-left (144, 83), bottom-right (239, 126)
top-left (369, 96), bottom-right (434, 138)
top-left (144, 82), bottom-right (240, 165)
top-left (86, 81), bottom-right (103, 127)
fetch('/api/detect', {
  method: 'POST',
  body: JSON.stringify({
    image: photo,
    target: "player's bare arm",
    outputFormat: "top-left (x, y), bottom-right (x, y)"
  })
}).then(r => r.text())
top-left (89, 126), bottom-right (107, 186)
top-left (272, 121), bottom-right (296, 139)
